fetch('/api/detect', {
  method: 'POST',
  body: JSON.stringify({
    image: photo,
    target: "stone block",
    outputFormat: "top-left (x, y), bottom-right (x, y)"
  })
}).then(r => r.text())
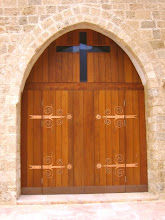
top-left (28, 16), bottom-right (38, 24)
top-left (157, 21), bottom-right (165, 28)
top-left (102, 4), bottom-right (112, 10)
top-left (150, 40), bottom-right (164, 50)
top-left (22, 6), bottom-right (37, 15)
top-left (153, 29), bottom-right (161, 39)
top-left (46, 6), bottom-right (57, 14)
top-left (129, 4), bottom-right (144, 10)
top-left (19, 17), bottom-right (28, 25)
top-left (28, 0), bottom-right (41, 5)
top-left (4, 8), bottom-right (20, 16)
top-left (157, 49), bottom-right (165, 59)
top-left (2, 0), bottom-right (17, 7)
top-left (141, 21), bottom-right (156, 28)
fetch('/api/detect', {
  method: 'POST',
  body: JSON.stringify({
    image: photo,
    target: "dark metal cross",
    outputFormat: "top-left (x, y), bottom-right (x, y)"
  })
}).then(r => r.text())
top-left (56, 32), bottom-right (110, 82)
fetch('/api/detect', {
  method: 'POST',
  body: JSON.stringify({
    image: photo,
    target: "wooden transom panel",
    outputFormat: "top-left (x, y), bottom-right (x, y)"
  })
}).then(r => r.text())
top-left (21, 30), bottom-right (147, 194)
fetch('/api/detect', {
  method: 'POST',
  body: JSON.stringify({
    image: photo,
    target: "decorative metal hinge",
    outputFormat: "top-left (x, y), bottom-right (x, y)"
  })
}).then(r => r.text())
top-left (30, 105), bottom-right (72, 128)
top-left (96, 154), bottom-right (138, 177)
top-left (96, 106), bottom-right (137, 128)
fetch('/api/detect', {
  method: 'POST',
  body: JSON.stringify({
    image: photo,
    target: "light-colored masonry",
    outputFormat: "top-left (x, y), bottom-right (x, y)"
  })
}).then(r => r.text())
top-left (0, 0), bottom-right (165, 204)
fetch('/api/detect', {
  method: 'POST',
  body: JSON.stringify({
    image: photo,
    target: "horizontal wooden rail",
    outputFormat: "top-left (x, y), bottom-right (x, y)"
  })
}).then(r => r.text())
top-left (25, 82), bottom-right (144, 90)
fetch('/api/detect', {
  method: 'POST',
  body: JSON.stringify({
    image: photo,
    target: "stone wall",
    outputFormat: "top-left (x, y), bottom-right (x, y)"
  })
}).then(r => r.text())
top-left (0, 0), bottom-right (165, 204)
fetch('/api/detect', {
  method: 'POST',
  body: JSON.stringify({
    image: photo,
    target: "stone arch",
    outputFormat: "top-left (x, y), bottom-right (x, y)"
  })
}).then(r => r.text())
top-left (7, 7), bottom-right (159, 199)
top-left (7, 6), bottom-right (158, 104)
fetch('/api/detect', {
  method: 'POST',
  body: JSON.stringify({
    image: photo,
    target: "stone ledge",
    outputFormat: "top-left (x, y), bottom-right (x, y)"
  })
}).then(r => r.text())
top-left (17, 193), bottom-right (159, 205)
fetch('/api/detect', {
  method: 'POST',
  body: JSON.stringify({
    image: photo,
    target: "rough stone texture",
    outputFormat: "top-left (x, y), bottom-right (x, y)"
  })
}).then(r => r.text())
top-left (0, 0), bottom-right (165, 204)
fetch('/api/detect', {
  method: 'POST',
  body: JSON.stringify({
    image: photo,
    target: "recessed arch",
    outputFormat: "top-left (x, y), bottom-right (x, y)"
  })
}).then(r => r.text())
top-left (12, 9), bottom-right (158, 198)
top-left (21, 29), bottom-right (148, 194)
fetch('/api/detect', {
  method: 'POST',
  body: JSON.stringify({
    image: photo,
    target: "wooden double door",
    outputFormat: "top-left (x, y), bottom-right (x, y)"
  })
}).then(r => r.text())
top-left (21, 29), bottom-right (147, 194)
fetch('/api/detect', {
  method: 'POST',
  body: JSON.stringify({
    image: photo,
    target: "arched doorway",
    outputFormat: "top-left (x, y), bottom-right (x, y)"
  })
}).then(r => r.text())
top-left (21, 29), bottom-right (147, 194)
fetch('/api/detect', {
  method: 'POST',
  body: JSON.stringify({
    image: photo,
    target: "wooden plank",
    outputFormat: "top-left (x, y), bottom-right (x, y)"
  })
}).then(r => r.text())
top-left (111, 41), bottom-right (118, 82)
top-left (73, 91), bottom-right (84, 186)
top-left (62, 53), bottom-right (68, 82)
top-left (118, 90), bottom-right (125, 187)
top-left (61, 90), bottom-right (69, 187)
top-left (33, 90), bottom-right (42, 187)
top-left (99, 90), bottom-right (106, 186)
top-left (47, 91), bottom-right (56, 187)
top-left (94, 90), bottom-right (100, 186)
top-left (94, 54), bottom-right (99, 82)
top-left (42, 90), bottom-right (49, 188)
top-left (68, 91), bottom-right (74, 186)
top-left (54, 52), bottom-right (62, 82)
top-left (105, 90), bottom-right (113, 186)
top-left (73, 53), bottom-right (80, 82)
top-left (55, 90), bottom-right (62, 187)
top-left (98, 53), bottom-right (106, 82)
top-left (132, 67), bottom-right (141, 83)
top-left (42, 48), bottom-right (48, 82)
top-left (132, 90), bottom-right (141, 185)
top-left (25, 82), bottom-right (144, 90)
top-left (111, 90), bottom-right (120, 186)
top-left (83, 91), bottom-right (94, 186)
top-left (68, 53), bottom-right (73, 82)
top-left (33, 55), bottom-right (43, 82)
top-left (87, 53), bottom-right (94, 82)
top-left (21, 90), bottom-right (28, 187)
top-left (48, 42), bottom-right (56, 82)
top-left (27, 90), bottom-right (34, 187)
top-left (124, 54), bottom-right (132, 83)
top-left (105, 53), bottom-right (111, 82)
top-left (139, 90), bottom-right (147, 185)
top-left (118, 47), bottom-right (124, 82)
top-left (56, 30), bottom-right (79, 46)
top-left (125, 90), bottom-right (134, 186)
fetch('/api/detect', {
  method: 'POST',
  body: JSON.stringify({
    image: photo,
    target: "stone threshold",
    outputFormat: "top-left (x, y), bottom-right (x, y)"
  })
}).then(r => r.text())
top-left (17, 193), bottom-right (158, 205)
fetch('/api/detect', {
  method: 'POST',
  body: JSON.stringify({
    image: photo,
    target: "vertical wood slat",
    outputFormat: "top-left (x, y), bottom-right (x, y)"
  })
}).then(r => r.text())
top-left (111, 90), bottom-right (120, 186)
top-left (68, 91), bottom-right (74, 186)
top-left (125, 90), bottom-right (134, 186)
top-left (94, 90), bottom-right (100, 186)
top-left (83, 91), bottom-right (94, 186)
top-left (73, 53), bottom-right (80, 82)
top-left (55, 91), bottom-right (62, 187)
top-left (98, 53), bottom-right (106, 82)
top-left (48, 42), bottom-right (56, 82)
top-left (27, 90), bottom-right (34, 187)
top-left (124, 54), bottom-right (132, 83)
top-left (111, 41), bottom-right (118, 82)
top-left (42, 49), bottom-right (48, 82)
top-left (47, 91), bottom-right (56, 187)
top-left (42, 90), bottom-right (48, 188)
top-left (54, 53), bottom-right (62, 82)
top-left (118, 90), bottom-right (125, 187)
top-left (132, 90), bottom-right (141, 185)
top-left (105, 90), bottom-right (112, 186)
top-left (99, 90), bottom-right (106, 186)
top-left (61, 91), bottom-right (69, 187)
top-left (33, 91), bottom-right (42, 187)
top-left (73, 91), bottom-right (84, 186)
top-left (21, 90), bottom-right (28, 187)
